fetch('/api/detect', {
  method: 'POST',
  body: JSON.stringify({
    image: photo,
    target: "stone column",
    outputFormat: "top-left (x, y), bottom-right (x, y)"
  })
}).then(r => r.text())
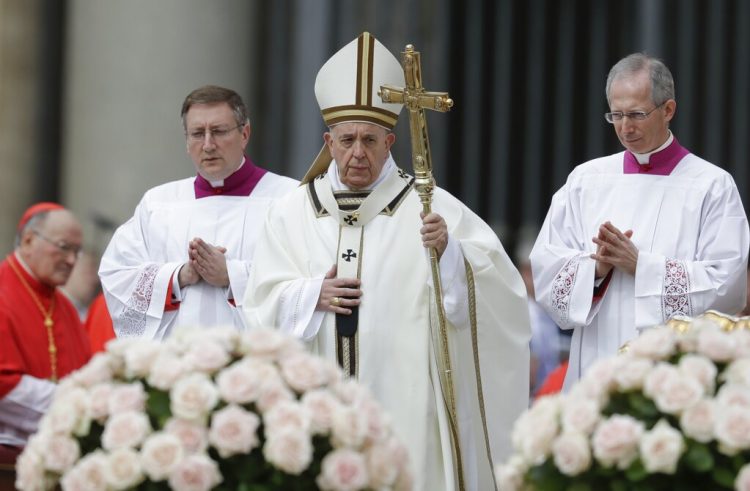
top-left (0, 0), bottom-right (43, 254)
top-left (61, 0), bottom-right (254, 252)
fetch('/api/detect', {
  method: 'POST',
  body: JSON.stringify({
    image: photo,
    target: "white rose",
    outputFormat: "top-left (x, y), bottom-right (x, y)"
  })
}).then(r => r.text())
top-left (104, 447), bottom-right (144, 490)
top-left (697, 328), bottom-right (736, 362)
top-left (722, 358), bottom-right (750, 387)
top-left (147, 350), bottom-right (189, 391)
top-left (552, 431), bottom-right (591, 476)
top-left (568, 377), bottom-right (609, 408)
top-left (614, 356), bottom-right (654, 391)
top-left (731, 330), bottom-right (750, 358)
top-left (653, 372), bottom-right (704, 415)
top-left (167, 453), bottom-right (222, 491)
top-left (44, 434), bottom-right (80, 473)
top-left (123, 340), bottom-right (163, 378)
top-left (330, 379), bottom-right (372, 406)
top-left (735, 463), bottom-right (750, 491)
top-left (494, 455), bottom-right (527, 491)
top-left (215, 358), bottom-right (279, 404)
top-left (364, 438), bottom-right (401, 488)
top-left (170, 372), bottom-right (219, 421)
top-left (331, 405), bottom-right (369, 449)
top-left (101, 411), bottom-right (151, 450)
top-left (14, 448), bottom-right (45, 491)
top-left (676, 327), bottom-right (700, 353)
top-left (715, 405), bottom-right (750, 455)
top-left (639, 420), bottom-right (685, 474)
top-left (279, 352), bottom-right (334, 393)
top-left (263, 429), bottom-right (314, 475)
top-left (356, 396), bottom-right (390, 444)
top-left (561, 396), bottom-right (601, 435)
top-left (88, 383), bottom-right (114, 422)
top-left (679, 398), bottom-right (716, 443)
top-left (60, 451), bottom-right (108, 491)
top-left (70, 352), bottom-right (114, 387)
top-left (255, 380), bottom-right (295, 413)
top-left (581, 357), bottom-right (621, 391)
top-left (678, 354), bottom-right (717, 394)
top-left (512, 396), bottom-right (560, 465)
top-left (184, 339), bottom-right (231, 374)
top-left (164, 418), bottom-right (209, 454)
top-left (301, 389), bottom-right (342, 434)
top-left (208, 404), bottom-right (261, 457)
top-left (140, 432), bottom-right (185, 481)
top-left (316, 448), bottom-right (369, 491)
top-left (108, 382), bottom-right (147, 415)
top-left (643, 362), bottom-right (680, 400)
top-left (44, 386), bottom-right (91, 437)
top-left (716, 383), bottom-right (750, 408)
top-left (263, 400), bottom-right (311, 436)
top-left (592, 415), bottom-right (644, 469)
top-left (629, 327), bottom-right (677, 360)
top-left (238, 328), bottom-right (303, 360)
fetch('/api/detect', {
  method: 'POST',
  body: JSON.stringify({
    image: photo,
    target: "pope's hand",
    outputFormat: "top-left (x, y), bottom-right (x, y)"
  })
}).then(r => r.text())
top-left (316, 264), bottom-right (362, 314)
top-left (189, 238), bottom-right (229, 287)
top-left (591, 222), bottom-right (638, 276)
top-left (420, 212), bottom-right (449, 259)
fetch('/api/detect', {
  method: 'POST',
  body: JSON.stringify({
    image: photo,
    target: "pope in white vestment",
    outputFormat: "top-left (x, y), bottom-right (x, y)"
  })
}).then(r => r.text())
top-left (100, 86), bottom-right (297, 340)
top-left (530, 54), bottom-right (749, 389)
top-left (244, 33), bottom-right (530, 491)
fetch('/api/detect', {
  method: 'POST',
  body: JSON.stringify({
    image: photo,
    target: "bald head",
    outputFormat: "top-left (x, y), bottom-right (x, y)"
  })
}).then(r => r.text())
top-left (17, 209), bottom-right (83, 287)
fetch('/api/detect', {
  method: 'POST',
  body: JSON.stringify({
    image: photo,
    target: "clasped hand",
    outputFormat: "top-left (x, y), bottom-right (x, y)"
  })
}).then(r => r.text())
top-left (590, 221), bottom-right (639, 277)
top-left (179, 238), bottom-right (229, 287)
top-left (316, 265), bottom-right (362, 315)
top-left (420, 212), bottom-right (449, 259)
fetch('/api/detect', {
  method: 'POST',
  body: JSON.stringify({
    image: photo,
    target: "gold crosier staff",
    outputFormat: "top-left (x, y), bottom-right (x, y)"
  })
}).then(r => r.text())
top-left (379, 45), bottom-right (464, 490)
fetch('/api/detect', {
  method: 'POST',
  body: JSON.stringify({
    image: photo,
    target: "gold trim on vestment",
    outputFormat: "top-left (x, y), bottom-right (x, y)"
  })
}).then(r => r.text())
top-left (465, 258), bottom-right (498, 491)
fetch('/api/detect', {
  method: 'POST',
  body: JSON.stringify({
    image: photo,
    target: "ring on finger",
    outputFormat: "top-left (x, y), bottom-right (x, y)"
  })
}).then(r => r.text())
top-left (331, 296), bottom-right (341, 307)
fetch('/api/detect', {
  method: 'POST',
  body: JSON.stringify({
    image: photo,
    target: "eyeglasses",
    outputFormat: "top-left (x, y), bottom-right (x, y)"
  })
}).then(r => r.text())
top-left (186, 124), bottom-right (243, 143)
top-left (604, 101), bottom-right (666, 123)
top-left (32, 229), bottom-right (82, 257)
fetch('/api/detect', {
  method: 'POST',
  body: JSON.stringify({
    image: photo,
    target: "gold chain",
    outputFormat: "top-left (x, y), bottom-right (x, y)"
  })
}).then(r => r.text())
top-left (7, 257), bottom-right (58, 381)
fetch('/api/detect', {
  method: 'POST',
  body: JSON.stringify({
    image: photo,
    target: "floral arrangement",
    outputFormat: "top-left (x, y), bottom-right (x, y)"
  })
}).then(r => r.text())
top-left (496, 311), bottom-right (750, 491)
top-left (16, 327), bottom-right (412, 491)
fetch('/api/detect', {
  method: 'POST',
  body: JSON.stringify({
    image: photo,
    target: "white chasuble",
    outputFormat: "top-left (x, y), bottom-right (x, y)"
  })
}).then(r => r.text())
top-left (244, 163), bottom-right (531, 491)
top-left (530, 152), bottom-right (749, 388)
top-left (100, 173), bottom-right (297, 340)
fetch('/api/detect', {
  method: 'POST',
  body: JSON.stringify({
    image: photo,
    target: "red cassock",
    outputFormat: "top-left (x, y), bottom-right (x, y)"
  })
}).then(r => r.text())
top-left (84, 293), bottom-right (116, 354)
top-left (0, 254), bottom-right (91, 399)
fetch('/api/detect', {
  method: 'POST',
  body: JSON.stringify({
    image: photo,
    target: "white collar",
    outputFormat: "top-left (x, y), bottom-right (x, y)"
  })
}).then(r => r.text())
top-left (631, 131), bottom-right (673, 165)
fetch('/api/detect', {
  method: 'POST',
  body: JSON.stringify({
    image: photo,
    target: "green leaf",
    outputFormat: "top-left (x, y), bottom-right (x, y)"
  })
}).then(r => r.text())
top-left (625, 460), bottom-right (648, 482)
top-left (146, 388), bottom-right (172, 428)
top-left (608, 480), bottom-right (629, 491)
top-left (628, 392), bottom-right (659, 419)
top-left (712, 466), bottom-right (736, 488)
top-left (566, 483), bottom-right (593, 491)
top-left (683, 442), bottom-right (714, 473)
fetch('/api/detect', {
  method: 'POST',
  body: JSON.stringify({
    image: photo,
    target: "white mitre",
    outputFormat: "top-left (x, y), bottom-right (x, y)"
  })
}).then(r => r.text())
top-left (301, 32), bottom-right (405, 183)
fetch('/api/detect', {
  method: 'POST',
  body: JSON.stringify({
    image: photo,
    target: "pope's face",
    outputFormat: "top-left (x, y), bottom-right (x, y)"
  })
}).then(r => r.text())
top-left (185, 102), bottom-right (250, 181)
top-left (608, 71), bottom-right (675, 154)
top-left (20, 210), bottom-right (83, 287)
top-left (324, 122), bottom-right (396, 189)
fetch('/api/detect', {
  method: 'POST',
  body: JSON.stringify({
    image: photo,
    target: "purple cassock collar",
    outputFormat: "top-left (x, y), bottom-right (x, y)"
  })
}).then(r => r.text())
top-left (623, 138), bottom-right (689, 175)
top-left (194, 157), bottom-right (267, 198)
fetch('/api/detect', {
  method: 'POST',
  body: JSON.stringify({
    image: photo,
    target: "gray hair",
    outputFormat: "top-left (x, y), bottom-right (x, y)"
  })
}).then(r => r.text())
top-left (606, 53), bottom-right (675, 106)
top-left (180, 85), bottom-right (250, 131)
top-left (14, 212), bottom-right (50, 248)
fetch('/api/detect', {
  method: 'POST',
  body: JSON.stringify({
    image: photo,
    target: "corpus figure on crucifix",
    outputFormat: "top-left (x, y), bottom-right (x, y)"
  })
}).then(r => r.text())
top-left (244, 32), bottom-right (531, 491)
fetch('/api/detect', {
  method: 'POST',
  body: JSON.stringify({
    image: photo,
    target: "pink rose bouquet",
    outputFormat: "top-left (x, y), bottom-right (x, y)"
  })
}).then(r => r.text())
top-left (496, 311), bottom-right (750, 491)
top-left (16, 327), bottom-right (412, 491)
